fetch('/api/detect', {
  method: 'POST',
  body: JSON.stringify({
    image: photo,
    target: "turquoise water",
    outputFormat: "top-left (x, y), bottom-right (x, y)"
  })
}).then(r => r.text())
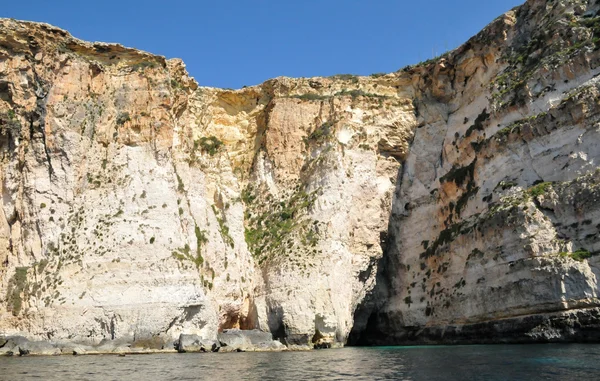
top-left (1, 344), bottom-right (600, 380)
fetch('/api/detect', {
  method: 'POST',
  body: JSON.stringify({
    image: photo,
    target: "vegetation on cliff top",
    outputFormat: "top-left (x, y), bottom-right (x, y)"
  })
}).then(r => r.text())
top-left (290, 89), bottom-right (392, 102)
top-left (491, 5), bottom-right (600, 108)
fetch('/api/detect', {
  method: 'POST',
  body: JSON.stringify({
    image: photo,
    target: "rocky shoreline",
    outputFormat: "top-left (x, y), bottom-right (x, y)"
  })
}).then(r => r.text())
top-left (351, 308), bottom-right (600, 346)
top-left (0, 329), bottom-right (293, 356)
top-left (5, 308), bottom-right (600, 356)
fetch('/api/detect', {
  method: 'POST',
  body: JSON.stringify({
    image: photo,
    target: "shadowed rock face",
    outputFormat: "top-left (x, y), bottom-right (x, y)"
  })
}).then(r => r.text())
top-left (351, 0), bottom-right (600, 344)
top-left (1, 0), bottom-right (600, 348)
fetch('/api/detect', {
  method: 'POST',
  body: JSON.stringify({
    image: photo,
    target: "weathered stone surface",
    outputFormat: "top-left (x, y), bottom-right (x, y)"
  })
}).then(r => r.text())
top-left (253, 340), bottom-right (287, 351)
top-left (177, 334), bottom-right (219, 353)
top-left (67, 344), bottom-right (96, 356)
top-left (1, 0), bottom-right (600, 348)
top-left (0, 17), bottom-right (410, 347)
top-left (18, 340), bottom-right (61, 356)
top-left (350, 0), bottom-right (600, 345)
top-left (0, 336), bottom-right (27, 355)
top-left (219, 329), bottom-right (272, 345)
top-left (0, 336), bottom-right (61, 355)
top-left (217, 329), bottom-right (284, 351)
top-left (356, 307), bottom-right (600, 345)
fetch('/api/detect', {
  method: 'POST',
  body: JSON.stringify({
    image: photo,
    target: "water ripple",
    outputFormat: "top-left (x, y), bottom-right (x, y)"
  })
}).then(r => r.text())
top-left (1, 344), bottom-right (600, 380)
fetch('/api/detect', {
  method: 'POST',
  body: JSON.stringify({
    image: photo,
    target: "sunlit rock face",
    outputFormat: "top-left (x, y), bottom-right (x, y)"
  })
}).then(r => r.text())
top-left (2, 0), bottom-right (600, 347)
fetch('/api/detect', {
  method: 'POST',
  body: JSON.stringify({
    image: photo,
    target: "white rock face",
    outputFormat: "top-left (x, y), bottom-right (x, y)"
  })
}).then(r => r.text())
top-left (2, 0), bottom-right (600, 347)
top-left (0, 19), bottom-right (416, 346)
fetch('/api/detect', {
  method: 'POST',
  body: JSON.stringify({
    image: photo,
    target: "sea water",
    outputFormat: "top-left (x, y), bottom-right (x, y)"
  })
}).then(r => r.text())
top-left (1, 344), bottom-right (599, 380)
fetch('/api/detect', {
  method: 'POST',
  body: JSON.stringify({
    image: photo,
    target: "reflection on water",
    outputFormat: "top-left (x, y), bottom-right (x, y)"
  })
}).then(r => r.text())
top-left (1, 344), bottom-right (600, 380)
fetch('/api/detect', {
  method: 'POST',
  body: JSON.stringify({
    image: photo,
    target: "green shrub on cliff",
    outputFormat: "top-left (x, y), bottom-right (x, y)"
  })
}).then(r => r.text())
top-left (0, 110), bottom-right (21, 136)
top-left (291, 93), bottom-right (330, 101)
top-left (196, 136), bottom-right (223, 156)
top-left (559, 249), bottom-right (593, 262)
top-left (329, 74), bottom-right (359, 83)
top-left (243, 186), bottom-right (318, 265)
top-left (211, 205), bottom-right (234, 248)
top-left (528, 182), bottom-right (552, 198)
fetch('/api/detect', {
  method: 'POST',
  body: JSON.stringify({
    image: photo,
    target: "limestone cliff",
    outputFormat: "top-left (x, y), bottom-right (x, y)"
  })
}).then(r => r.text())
top-left (0, 17), bottom-right (413, 347)
top-left (1, 0), bottom-right (600, 348)
top-left (352, 0), bottom-right (600, 344)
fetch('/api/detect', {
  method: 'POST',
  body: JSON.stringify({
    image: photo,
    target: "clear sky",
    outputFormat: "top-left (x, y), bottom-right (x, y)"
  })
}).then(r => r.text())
top-left (1, 0), bottom-right (523, 89)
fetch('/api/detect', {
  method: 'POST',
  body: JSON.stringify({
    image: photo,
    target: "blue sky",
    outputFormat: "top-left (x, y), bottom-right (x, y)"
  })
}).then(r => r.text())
top-left (2, 1), bottom-right (523, 89)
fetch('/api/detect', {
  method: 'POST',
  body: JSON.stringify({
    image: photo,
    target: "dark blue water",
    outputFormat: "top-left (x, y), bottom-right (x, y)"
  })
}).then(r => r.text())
top-left (1, 344), bottom-right (600, 380)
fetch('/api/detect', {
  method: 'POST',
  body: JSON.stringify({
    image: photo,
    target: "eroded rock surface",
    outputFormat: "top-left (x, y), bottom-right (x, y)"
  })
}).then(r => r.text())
top-left (0, 17), bottom-right (412, 348)
top-left (2, 0), bottom-right (600, 348)
top-left (352, 0), bottom-right (600, 345)
top-left (177, 334), bottom-right (219, 353)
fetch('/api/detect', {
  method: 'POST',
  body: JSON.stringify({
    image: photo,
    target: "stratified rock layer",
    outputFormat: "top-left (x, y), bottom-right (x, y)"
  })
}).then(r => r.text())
top-left (352, 0), bottom-right (600, 344)
top-left (1, 0), bottom-right (600, 347)
top-left (0, 17), bottom-right (412, 347)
